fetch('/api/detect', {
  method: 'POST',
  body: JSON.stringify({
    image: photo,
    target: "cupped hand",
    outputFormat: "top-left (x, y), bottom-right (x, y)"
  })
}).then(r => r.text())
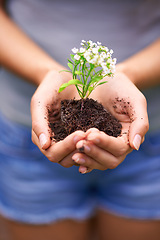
top-left (72, 72), bottom-right (149, 173)
top-left (31, 69), bottom-right (85, 167)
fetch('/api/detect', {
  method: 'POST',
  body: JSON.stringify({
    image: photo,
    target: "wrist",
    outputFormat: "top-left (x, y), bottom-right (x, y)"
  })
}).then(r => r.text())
top-left (34, 60), bottom-right (71, 86)
top-left (38, 68), bottom-right (72, 93)
top-left (116, 63), bottom-right (138, 86)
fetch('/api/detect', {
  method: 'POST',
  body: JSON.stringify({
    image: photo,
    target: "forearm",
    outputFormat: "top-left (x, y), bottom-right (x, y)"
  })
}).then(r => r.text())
top-left (0, 8), bottom-right (65, 85)
top-left (117, 38), bottom-right (160, 89)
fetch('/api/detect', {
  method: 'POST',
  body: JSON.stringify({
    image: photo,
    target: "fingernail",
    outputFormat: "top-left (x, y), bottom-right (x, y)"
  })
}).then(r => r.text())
top-left (79, 166), bottom-right (88, 174)
top-left (84, 145), bottom-right (91, 152)
top-left (87, 133), bottom-right (100, 143)
top-left (73, 135), bottom-right (82, 144)
top-left (73, 157), bottom-right (85, 164)
top-left (133, 134), bottom-right (141, 150)
top-left (78, 144), bottom-right (90, 153)
top-left (39, 133), bottom-right (47, 148)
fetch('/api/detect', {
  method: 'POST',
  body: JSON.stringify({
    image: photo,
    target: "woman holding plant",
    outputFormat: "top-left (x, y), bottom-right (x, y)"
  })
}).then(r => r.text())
top-left (0, 0), bottom-right (160, 240)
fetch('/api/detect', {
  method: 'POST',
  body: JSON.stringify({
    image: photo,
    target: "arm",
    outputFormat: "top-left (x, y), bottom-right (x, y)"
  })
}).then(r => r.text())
top-left (117, 38), bottom-right (160, 89)
top-left (0, 6), bottom-right (85, 164)
top-left (0, 7), bottom-right (64, 84)
top-left (0, 0), bottom-right (5, 7)
top-left (73, 39), bottom-right (160, 173)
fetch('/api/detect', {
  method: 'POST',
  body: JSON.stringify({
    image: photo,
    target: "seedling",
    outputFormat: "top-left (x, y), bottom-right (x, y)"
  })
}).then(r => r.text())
top-left (59, 40), bottom-right (116, 99)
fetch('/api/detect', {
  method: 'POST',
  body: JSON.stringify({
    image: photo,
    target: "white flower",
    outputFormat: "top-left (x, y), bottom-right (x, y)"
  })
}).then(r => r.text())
top-left (80, 47), bottom-right (85, 53)
top-left (112, 58), bottom-right (117, 64)
top-left (74, 54), bottom-right (80, 61)
top-left (100, 52), bottom-right (107, 59)
top-left (92, 47), bottom-right (99, 54)
top-left (92, 42), bottom-right (97, 48)
top-left (84, 50), bottom-right (91, 59)
top-left (97, 58), bottom-right (104, 65)
top-left (88, 40), bottom-right (96, 48)
top-left (89, 59), bottom-right (95, 64)
top-left (86, 56), bottom-right (91, 62)
top-left (102, 67), bottom-right (110, 76)
top-left (103, 68), bottom-right (110, 74)
top-left (104, 46), bottom-right (109, 52)
top-left (80, 59), bottom-right (84, 64)
top-left (97, 41), bottom-right (101, 45)
top-left (101, 62), bottom-right (106, 68)
top-left (110, 64), bottom-right (116, 71)
top-left (107, 58), bottom-right (112, 64)
top-left (72, 47), bottom-right (79, 53)
top-left (89, 55), bottom-right (98, 64)
top-left (81, 40), bottom-right (86, 46)
top-left (110, 49), bottom-right (114, 54)
top-left (106, 52), bottom-right (111, 58)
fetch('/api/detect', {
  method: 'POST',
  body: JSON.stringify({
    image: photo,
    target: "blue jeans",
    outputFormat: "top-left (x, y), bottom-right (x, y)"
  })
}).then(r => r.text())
top-left (0, 112), bottom-right (160, 224)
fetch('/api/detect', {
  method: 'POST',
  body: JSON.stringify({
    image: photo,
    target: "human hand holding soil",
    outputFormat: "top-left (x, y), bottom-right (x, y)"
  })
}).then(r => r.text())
top-left (31, 69), bottom-right (86, 166)
top-left (72, 72), bottom-right (149, 173)
top-left (31, 70), bottom-right (149, 172)
top-left (31, 70), bottom-right (149, 174)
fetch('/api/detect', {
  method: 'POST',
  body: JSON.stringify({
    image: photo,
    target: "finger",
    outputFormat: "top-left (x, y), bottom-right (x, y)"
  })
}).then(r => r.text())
top-left (72, 152), bottom-right (107, 170)
top-left (76, 140), bottom-right (127, 169)
top-left (32, 128), bottom-right (86, 162)
top-left (85, 127), bottom-right (100, 135)
top-left (85, 131), bottom-right (131, 157)
top-left (128, 94), bottom-right (149, 150)
top-left (58, 150), bottom-right (77, 168)
top-left (43, 131), bottom-right (86, 163)
top-left (109, 93), bottom-right (149, 150)
top-left (31, 93), bottom-right (53, 150)
top-left (78, 166), bottom-right (93, 174)
top-left (31, 70), bottom-right (64, 150)
top-left (32, 130), bottom-right (50, 155)
top-left (33, 128), bottom-right (86, 167)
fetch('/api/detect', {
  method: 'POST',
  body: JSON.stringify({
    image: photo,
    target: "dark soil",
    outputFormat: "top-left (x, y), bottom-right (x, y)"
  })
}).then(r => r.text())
top-left (48, 98), bottom-right (122, 142)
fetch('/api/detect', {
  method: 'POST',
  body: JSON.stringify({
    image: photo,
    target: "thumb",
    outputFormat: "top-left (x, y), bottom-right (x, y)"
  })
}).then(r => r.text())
top-left (129, 96), bottom-right (149, 150)
top-left (31, 95), bottom-right (51, 150)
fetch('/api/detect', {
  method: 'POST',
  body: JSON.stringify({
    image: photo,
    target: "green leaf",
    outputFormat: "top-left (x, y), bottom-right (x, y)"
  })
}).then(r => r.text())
top-left (67, 79), bottom-right (82, 85)
top-left (76, 86), bottom-right (83, 98)
top-left (58, 79), bottom-right (82, 93)
top-left (93, 69), bottom-right (103, 76)
top-left (96, 81), bottom-right (108, 86)
top-left (67, 59), bottom-right (74, 64)
top-left (70, 54), bottom-right (75, 62)
top-left (68, 63), bottom-right (73, 71)
top-left (59, 69), bottom-right (71, 73)
top-left (86, 86), bottom-right (95, 98)
top-left (89, 76), bottom-right (103, 86)
top-left (75, 70), bottom-right (83, 75)
top-left (88, 86), bottom-right (94, 93)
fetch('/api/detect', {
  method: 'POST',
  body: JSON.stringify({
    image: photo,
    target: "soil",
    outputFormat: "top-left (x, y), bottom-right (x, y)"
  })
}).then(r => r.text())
top-left (48, 98), bottom-right (122, 142)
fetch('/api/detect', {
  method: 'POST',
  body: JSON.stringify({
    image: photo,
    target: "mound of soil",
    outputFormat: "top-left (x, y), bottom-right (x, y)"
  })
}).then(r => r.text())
top-left (48, 98), bottom-right (122, 142)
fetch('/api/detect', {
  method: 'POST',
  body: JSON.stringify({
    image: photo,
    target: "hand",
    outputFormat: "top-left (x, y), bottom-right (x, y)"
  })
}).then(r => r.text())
top-left (31, 70), bottom-right (85, 167)
top-left (72, 72), bottom-right (149, 173)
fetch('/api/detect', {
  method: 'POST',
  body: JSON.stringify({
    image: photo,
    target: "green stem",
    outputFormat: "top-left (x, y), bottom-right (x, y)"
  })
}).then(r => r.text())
top-left (83, 64), bottom-right (94, 97)
top-left (80, 98), bottom-right (84, 111)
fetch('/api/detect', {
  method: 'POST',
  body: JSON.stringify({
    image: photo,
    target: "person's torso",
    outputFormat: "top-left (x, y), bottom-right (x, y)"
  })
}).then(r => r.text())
top-left (0, 0), bottom-right (160, 129)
